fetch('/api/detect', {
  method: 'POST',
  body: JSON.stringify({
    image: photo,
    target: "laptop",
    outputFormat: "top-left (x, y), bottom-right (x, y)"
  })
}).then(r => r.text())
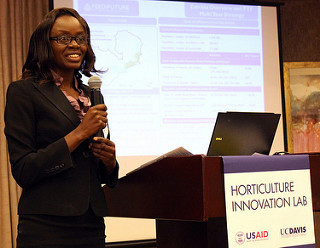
top-left (207, 112), bottom-right (281, 156)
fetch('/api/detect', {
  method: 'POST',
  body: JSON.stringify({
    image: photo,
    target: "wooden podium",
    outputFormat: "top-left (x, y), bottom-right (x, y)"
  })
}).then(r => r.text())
top-left (103, 154), bottom-right (320, 248)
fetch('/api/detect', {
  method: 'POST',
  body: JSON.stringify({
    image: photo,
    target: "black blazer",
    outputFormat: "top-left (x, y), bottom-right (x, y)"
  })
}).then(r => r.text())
top-left (4, 78), bottom-right (118, 217)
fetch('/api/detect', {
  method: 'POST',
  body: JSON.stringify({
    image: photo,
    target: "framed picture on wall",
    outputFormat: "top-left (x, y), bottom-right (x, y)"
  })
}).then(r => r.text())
top-left (283, 62), bottom-right (320, 153)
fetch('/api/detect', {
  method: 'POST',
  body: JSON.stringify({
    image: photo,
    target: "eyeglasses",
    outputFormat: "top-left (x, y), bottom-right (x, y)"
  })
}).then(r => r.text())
top-left (49, 34), bottom-right (88, 45)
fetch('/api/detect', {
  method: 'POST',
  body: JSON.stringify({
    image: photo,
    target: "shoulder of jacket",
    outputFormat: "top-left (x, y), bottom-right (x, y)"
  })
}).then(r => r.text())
top-left (11, 77), bottom-right (33, 84)
top-left (9, 78), bottom-right (39, 87)
top-left (9, 78), bottom-right (55, 89)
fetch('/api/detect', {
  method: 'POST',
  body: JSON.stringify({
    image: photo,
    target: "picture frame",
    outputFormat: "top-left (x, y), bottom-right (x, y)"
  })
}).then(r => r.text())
top-left (283, 62), bottom-right (320, 153)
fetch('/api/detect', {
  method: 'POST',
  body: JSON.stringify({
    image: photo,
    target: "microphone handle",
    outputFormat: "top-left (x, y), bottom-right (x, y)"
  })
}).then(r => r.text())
top-left (95, 129), bottom-right (104, 138)
top-left (90, 88), bottom-right (105, 138)
top-left (90, 88), bottom-right (103, 106)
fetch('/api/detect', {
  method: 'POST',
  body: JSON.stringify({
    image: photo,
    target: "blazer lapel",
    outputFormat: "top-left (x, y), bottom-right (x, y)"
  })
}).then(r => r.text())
top-left (81, 83), bottom-right (91, 100)
top-left (33, 81), bottom-right (81, 127)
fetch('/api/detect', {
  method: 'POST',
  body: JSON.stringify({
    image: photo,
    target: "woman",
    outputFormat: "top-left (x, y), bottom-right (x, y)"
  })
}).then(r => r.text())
top-left (4, 8), bottom-right (118, 248)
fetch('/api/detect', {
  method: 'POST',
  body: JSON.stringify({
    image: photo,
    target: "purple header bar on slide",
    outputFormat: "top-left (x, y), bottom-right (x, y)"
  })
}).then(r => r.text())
top-left (162, 86), bottom-right (261, 92)
top-left (160, 51), bottom-right (260, 66)
top-left (83, 16), bottom-right (156, 25)
top-left (102, 88), bottom-right (159, 95)
top-left (223, 155), bottom-right (310, 174)
top-left (185, 3), bottom-right (259, 19)
top-left (159, 17), bottom-right (258, 28)
top-left (159, 26), bottom-right (259, 35)
top-left (77, 0), bottom-right (139, 16)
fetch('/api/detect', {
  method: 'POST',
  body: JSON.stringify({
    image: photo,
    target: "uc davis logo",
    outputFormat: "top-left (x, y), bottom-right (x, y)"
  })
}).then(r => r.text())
top-left (235, 231), bottom-right (245, 245)
top-left (280, 226), bottom-right (306, 237)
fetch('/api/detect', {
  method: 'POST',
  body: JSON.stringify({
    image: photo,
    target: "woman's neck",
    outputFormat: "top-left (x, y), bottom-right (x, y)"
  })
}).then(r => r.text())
top-left (55, 70), bottom-right (75, 89)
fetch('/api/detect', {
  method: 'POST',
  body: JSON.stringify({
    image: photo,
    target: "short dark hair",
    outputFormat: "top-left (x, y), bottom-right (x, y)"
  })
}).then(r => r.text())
top-left (22, 8), bottom-right (98, 81)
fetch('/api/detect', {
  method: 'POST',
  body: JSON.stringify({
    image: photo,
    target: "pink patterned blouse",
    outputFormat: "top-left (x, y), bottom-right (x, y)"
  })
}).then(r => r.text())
top-left (52, 71), bottom-right (91, 120)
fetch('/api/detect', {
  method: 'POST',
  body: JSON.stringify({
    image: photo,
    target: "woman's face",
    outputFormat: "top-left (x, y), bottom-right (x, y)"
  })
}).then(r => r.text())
top-left (50, 15), bottom-right (88, 76)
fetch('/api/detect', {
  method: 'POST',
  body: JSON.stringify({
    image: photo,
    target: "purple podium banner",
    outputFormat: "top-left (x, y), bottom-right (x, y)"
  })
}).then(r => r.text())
top-left (223, 155), bottom-right (310, 174)
top-left (282, 244), bottom-right (315, 248)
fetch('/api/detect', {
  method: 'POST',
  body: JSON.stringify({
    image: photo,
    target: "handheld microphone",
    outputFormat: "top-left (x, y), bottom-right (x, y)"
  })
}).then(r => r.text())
top-left (88, 75), bottom-right (103, 105)
top-left (88, 75), bottom-right (109, 138)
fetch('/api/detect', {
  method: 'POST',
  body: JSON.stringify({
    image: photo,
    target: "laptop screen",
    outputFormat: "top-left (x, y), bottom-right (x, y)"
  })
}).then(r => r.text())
top-left (207, 112), bottom-right (281, 156)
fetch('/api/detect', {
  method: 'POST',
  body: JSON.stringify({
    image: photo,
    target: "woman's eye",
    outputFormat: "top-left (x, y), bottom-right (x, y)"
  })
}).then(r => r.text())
top-left (60, 36), bottom-right (68, 41)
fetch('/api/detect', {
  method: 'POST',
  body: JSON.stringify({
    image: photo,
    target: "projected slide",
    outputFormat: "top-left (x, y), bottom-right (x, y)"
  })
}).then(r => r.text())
top-left (75, 0), bottom-right (265, 155)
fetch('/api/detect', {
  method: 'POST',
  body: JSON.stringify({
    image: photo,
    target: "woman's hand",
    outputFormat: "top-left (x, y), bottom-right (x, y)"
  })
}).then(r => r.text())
top-left (78, 104), bottom-right (108, 139)
top-left (90, 137), bottom-right (117, 174)
top-left (65, 104), bottom-right (108, 153)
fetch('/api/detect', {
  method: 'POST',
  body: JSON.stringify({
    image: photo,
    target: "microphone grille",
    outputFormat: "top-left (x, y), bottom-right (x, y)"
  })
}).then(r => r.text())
top-left (88, 75), bottom-right (102, 89)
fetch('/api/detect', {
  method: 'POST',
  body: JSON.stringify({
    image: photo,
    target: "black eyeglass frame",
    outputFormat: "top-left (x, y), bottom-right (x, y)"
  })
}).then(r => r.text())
top-left (49, 34), bottom-right (89, 45)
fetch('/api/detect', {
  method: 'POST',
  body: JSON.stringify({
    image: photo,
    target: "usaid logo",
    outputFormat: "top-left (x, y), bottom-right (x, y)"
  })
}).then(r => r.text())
top-left (246, 231), bottom-right (269, 240)
top-left (235, 230), bottom-right (269, 245)
top-left (235, 231), bottom-right (245, 245)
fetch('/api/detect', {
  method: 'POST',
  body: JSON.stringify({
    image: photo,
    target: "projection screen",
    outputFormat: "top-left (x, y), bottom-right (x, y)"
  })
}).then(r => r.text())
top-left (53, 0), bottom-right (284, 242)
